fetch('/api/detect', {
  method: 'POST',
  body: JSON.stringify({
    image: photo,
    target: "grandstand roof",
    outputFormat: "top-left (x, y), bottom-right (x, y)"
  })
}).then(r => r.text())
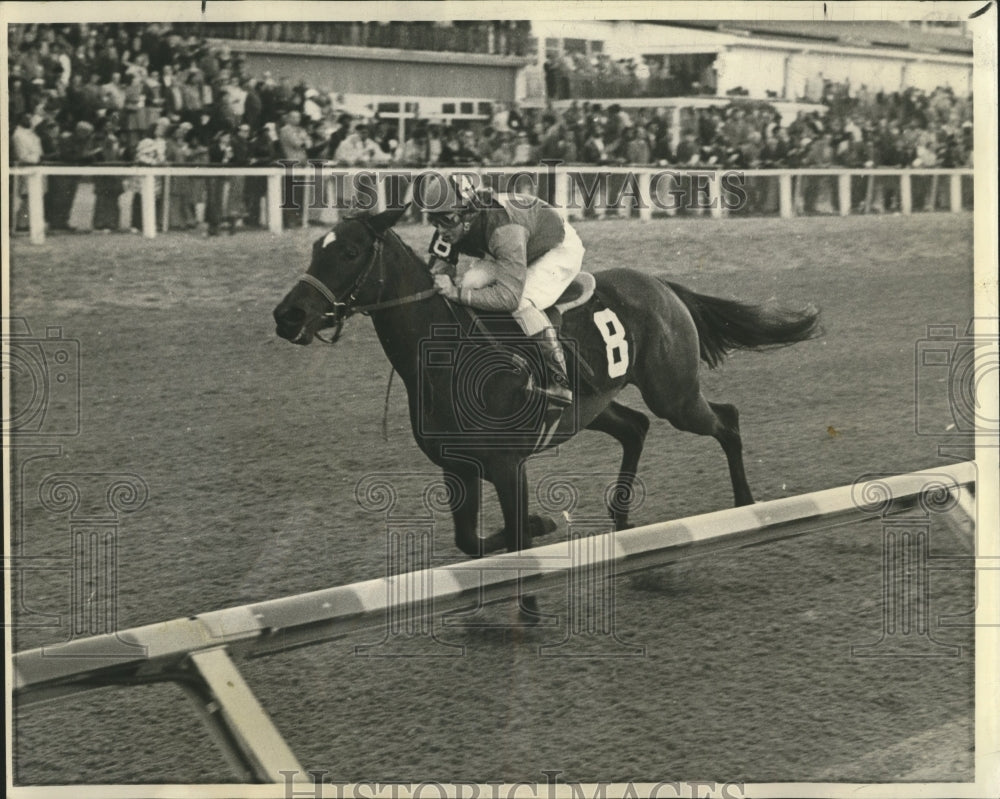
top-left (652, 20), bottom-right (972, 57)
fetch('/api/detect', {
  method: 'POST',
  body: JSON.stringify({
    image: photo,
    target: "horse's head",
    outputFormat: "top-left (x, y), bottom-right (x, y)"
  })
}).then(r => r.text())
top-left (273, 206), bottom-right (408, 345)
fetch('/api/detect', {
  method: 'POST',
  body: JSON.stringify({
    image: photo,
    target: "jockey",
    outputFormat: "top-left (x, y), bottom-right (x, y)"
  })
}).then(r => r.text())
top-left (413, 176), bottom-right (584, 407)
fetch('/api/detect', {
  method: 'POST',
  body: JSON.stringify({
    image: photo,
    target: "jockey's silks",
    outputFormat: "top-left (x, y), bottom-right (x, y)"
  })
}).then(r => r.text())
top-left (448, 194), bottom-right (568, 312)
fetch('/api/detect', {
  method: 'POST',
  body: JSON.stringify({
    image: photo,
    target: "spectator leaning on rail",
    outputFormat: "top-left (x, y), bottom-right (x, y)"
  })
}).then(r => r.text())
top-left (11, 114), bottom-right (44, 230)
top-left (126, 117), bottom-right (169, 229)
top-left (412, 177), bottom-right (584, 408)
top-left (244, 122), bottom-right (278, 227)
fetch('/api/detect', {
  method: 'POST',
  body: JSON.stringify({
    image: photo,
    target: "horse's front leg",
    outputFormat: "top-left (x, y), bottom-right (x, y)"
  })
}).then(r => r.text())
top-left (444, 464), bottom-right (505, 557)
top-left (489, 458), bottom-right (543, 618)
top-left (490, 458), bottom-right (532, 553)
top-left (586, 401), bottom-right (650, 530)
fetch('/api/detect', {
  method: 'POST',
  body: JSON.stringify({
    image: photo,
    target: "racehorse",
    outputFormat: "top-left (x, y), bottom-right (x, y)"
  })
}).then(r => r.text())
top-left (274, 206), bottom-right (820, 577)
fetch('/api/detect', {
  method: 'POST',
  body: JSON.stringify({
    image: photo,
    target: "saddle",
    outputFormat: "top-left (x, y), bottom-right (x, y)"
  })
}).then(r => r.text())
top-left (551, 272), bottom-right (597, 317)
top-left (454, 272), bottom-right (600, 384)
top-left (462, 272), bottom-right (597, 333)
top-left (436, 272), bottom-right (607, 451)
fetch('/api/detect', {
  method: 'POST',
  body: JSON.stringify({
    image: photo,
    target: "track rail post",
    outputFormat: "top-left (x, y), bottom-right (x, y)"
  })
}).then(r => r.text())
top-left (638, 171), bottom-right (652, 221)
top-left (838, 173), bottom-right (851, 216)
top-left (553, 167), bottom-right (571, 221)
top-left (950, 173), bottom-right (963, 212)
top-left (27, 169), bottom-right (45, 244)
top-left (181, 646), bottom-right (306, 783)
top-left (899, 172), bottom-right (913, 214)
top-left (778, 172), bottom-right (793, 218)
top-left (140, 173), bottom-right (157, 239)
top-left (267, 172), bottom-right (283, 234)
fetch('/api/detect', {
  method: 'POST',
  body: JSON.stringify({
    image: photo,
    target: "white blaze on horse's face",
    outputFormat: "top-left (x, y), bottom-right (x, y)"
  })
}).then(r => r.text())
top-left (322, 231), bottom-right (337, 248)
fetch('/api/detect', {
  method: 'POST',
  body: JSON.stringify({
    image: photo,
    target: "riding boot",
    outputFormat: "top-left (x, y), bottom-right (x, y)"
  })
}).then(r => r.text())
top-left (530, 327), bottom-right (573, 407)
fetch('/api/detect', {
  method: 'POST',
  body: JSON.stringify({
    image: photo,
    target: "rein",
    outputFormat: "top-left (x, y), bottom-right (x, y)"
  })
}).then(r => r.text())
top-left (296, 228), bottom-right (438, 344)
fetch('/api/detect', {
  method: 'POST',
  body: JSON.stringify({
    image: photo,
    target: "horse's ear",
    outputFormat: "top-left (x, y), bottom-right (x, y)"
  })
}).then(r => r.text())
top-left (368, 204), bottom-right (409, 235)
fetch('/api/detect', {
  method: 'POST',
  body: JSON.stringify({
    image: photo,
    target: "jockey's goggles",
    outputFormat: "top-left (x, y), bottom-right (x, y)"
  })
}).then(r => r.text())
top-left (428, 211), bottom-right (466, 228)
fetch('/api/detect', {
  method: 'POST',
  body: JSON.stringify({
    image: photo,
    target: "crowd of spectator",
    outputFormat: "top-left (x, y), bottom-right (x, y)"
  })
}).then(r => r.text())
top-left (545, 52), bottom-right (718, 100)
top-left (8, 22), bottom-right (975, 232)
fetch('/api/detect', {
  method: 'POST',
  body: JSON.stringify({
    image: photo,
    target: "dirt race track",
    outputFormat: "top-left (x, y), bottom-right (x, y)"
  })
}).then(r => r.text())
top-left (10, 213), bottom-right (976, 785)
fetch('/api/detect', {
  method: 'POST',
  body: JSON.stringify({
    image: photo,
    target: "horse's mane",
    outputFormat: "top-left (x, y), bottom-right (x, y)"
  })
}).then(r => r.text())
top-left (341, 212), bottom-right (432, 273)
top-left (385, 227), bottom-right (433, 273)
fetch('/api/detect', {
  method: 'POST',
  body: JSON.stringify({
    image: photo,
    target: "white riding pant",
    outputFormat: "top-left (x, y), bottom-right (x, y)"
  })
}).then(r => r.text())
top-left (515, 222), bottom-right (585, 335)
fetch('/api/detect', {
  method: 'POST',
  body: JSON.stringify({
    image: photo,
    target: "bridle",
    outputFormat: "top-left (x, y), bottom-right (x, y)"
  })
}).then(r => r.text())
top-left (294, 223), bottom-right (437, 344)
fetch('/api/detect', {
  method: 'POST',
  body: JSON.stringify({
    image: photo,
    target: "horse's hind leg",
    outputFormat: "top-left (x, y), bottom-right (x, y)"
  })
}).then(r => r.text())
top-left (641, 388), bottom-right (754, 507)
top-left (707, 401), bottom-right (753, 507)
top-left (586, 402), bottom-right (650, 529)
top-left (443, 464), bottom-right (505, 557)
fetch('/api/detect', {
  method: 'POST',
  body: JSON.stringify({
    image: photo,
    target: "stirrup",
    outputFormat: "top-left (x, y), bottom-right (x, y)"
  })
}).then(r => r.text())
top-left (541, 382), bottom-right (572, 408)
top-left (524, 377), bottom-right (569, 452)
top-left (526, 374), bottom-right (572, 408)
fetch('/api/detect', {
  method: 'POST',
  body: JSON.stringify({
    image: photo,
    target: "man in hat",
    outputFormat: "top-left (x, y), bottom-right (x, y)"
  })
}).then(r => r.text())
top-left (11, 112), bottom-right (43, 164)
top-left (324, 112), bottom-right (353, 158)
top-left (165, 120), bottom-right (196, 229)
top-left (333, 122), bottom-right (389, 165)
top-left (413, 177), bottom-right (584, 407)
top-left (426, 123), bottom-right (444, 165)
top-left (245, 122), bottom-right (278, 227)
top-left (279, 109), bottom-right (309, 164)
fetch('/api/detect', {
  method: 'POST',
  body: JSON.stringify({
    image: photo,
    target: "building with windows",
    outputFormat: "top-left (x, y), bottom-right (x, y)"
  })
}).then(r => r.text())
top-left (531, 19), bottom-right (973, 102)
top-left (201, 19), bottom-right (971, 126)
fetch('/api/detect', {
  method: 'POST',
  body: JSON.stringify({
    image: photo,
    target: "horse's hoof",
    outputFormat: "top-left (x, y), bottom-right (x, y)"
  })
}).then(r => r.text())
top-left (518, 595), bottom-right (542, 624)
top-left (481, 532), bottom-right (507, 555)
top-left (529, 514), bottom-right (557, 537)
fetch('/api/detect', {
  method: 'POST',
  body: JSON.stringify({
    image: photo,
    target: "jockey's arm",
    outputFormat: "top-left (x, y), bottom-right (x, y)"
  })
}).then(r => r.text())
top-left (456, 224), bottom-right (528, 312)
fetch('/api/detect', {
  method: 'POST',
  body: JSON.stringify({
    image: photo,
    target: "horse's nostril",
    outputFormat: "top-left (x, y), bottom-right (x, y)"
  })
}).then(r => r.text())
top-left (275, 305), bottom-right (305, 326)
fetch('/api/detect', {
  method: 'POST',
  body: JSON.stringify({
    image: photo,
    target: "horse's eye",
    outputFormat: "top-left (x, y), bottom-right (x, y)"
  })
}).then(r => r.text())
top-left (344, 246), bottom-right (360, 259)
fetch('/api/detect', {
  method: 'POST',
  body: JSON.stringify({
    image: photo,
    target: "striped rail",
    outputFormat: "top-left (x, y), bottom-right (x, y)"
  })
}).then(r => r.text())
top-left (12, 462), bottom-right (977, 783)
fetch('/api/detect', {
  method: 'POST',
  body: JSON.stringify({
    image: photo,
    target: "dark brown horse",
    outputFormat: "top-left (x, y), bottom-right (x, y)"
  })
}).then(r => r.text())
top-left (274, 207), bottom-right (820, 574)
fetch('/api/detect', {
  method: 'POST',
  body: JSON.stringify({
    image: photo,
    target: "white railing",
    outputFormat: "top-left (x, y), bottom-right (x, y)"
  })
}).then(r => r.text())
top-left (8, 164), bottom-right (974, 245)
top-left (12, 463), bottom-right (977, 783)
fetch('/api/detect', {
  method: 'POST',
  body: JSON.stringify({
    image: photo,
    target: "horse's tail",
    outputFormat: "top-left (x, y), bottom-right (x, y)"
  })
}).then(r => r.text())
top-left (659, 277), bottom-right (822, 369)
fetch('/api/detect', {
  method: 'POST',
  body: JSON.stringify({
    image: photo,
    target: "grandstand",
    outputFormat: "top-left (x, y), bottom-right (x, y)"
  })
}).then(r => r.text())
top-left (8, 19), bottom-right (974, 234)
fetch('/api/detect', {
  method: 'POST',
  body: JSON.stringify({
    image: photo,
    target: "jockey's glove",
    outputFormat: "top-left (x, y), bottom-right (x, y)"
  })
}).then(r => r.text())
top-left (433, 273), bottom-right (460, 301)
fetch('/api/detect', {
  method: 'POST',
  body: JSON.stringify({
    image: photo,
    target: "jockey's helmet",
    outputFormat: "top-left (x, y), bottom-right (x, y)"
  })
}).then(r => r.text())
top-left (412, 175), bottom-right (478, 228)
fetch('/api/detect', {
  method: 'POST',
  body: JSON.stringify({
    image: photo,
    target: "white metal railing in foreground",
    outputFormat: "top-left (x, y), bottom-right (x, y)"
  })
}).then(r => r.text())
top-left (11, 462), bottom-right (976, 784)
top-left (8, 165), bottom-right (973, 245)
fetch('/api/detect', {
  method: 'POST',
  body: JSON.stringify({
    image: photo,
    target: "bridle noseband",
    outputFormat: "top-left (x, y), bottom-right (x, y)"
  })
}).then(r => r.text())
top-left (294, 223), bottom-right (437, 344)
